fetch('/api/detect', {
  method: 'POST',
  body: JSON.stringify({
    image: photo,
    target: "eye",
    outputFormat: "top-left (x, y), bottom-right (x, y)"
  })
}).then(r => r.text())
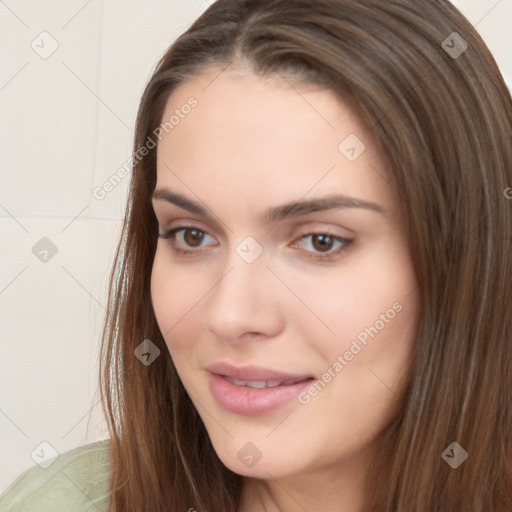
top-left (293, 232), bottom-right (353, 260)
top-left (158, 226), bottom-right (217, 255)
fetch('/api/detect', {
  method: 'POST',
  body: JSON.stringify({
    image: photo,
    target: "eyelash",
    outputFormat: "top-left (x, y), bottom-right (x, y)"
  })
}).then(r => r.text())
top-left (158, 226), bottom-right (354, 261)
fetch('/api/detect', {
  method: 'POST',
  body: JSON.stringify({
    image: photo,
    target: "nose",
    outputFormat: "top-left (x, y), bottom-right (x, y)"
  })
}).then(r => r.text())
top-left (202, 251), bottom-right (285, 344)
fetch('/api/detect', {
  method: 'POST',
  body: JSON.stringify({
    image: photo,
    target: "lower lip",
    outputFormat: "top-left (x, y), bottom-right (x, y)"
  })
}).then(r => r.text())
top-left (208, 372), bottom-right (314, 416)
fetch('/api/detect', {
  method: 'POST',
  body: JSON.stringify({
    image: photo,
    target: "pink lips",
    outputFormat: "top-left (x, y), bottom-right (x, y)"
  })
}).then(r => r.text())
top-left (207, 361), bottom-right (314, 416)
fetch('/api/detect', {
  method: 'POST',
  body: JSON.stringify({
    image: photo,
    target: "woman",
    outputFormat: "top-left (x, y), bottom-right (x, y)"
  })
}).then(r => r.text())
top-left (1, 0), bottom-right (511, 511)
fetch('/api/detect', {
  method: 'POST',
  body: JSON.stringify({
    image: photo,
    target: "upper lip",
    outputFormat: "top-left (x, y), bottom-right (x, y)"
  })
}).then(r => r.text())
top-left (207, 361), bottom-right (313, 382)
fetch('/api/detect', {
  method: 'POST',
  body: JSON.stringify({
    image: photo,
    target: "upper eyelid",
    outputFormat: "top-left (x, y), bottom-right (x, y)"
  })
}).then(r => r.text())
top-left (152, 201), bottom-right (364, 238)
top-left (157, 216), bottom-right (354, 235)
top-left (158, 219), bottom-right (217, 236)
top-left (161, 225), bottom-right (216, 239)
top-left (152, 204), bottom-right (228, 237)
top-left (159, 221), bottom-right (353, 238)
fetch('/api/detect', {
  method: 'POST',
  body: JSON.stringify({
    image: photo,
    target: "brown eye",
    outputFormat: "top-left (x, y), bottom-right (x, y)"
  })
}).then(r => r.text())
top-left (311, 234), bottom-right (335, 252)
top-left (158, 226), bottom-right (217, 255)
top-left (293, 232), bottom-right (354, 261)
top-left (183, 229), bottom-right (205, 247)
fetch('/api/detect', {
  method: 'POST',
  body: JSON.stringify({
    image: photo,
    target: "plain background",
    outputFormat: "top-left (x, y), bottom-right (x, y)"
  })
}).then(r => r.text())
top-left (0, 0), bottom-right (511, 492)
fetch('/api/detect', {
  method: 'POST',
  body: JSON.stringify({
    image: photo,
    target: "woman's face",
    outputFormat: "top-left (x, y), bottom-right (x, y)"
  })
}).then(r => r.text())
top-left (151, 67), bottom-right (420, 482)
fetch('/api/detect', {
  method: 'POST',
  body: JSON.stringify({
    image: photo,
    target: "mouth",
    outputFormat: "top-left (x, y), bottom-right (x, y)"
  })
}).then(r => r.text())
top-left (224, 376), bottom-right (312, 389)
top-left (206, 361), bottom-right (315, 415)
top-left (207, 360), bottom-right (313, 382)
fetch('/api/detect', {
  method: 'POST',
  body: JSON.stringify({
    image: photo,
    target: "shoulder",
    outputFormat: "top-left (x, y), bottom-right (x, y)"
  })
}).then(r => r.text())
top-left (0, 440), bottom-right (111, 512)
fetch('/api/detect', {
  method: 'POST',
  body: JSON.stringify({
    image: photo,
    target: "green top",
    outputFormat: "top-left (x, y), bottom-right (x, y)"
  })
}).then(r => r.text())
top-left (0, 441), bottom-right (111, 511)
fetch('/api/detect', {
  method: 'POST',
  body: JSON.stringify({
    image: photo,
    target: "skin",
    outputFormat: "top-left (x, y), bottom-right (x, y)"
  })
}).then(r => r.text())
top-left (150, 65), bottom-right (421, 512)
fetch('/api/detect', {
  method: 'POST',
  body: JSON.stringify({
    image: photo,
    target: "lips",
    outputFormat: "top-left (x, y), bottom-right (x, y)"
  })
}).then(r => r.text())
top-left (207, 361), bottom-right (313, 383)
top-left (225, 377), bottom-right (306, 389)
top-left (207, 361), bottom-right (315, 415)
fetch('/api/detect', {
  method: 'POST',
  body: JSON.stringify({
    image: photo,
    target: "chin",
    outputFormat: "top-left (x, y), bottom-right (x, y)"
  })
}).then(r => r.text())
top-left (209, 435), bottom-right (303, 479)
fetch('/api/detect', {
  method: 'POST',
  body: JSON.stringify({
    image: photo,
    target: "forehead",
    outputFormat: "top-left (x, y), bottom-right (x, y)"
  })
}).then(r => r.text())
top-left (154, 67), bottom-right (396, 218)
top-left (158, 67), bottom-right (366, 159)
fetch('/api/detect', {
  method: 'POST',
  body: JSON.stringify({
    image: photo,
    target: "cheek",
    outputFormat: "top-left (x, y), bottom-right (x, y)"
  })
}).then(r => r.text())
top-left (328, 254), bottom-right (420, 398)
top-left (296, 283), bottom-right (419, 452)
top-left (287, 248), bottom-right (418, 349)
top-left (289, 244), bottom-right (420, 418)
top-left (150, 252), bottom-right (174, 335)
top-left (150, 249), bottom-right (203, 354)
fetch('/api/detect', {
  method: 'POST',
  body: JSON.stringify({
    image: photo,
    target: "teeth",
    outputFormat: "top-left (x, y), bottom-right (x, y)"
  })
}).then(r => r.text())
top-left (229, 379), bottom-right (267, 388)
top-left (246, 381), bottom-right (266, 389)
top-left (282, 379), bottom-right (302, 385)
top-left (226, 377), bottom-right (306, 388)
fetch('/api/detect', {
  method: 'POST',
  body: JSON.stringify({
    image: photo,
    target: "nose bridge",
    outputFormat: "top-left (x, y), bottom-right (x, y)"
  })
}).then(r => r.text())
top-left (212, 247), bottom-right (269, 314)
top-left (202, 242), bottom-right (283, 341)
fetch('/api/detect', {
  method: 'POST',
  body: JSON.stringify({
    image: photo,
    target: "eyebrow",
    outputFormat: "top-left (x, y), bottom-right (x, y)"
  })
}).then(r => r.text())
top-left (152, 188), bottom-right (386, 222)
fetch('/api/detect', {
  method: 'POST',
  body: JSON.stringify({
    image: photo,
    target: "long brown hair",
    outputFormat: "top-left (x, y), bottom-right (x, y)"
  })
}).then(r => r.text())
top-left (99, 1), bottom-right (512, 510)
